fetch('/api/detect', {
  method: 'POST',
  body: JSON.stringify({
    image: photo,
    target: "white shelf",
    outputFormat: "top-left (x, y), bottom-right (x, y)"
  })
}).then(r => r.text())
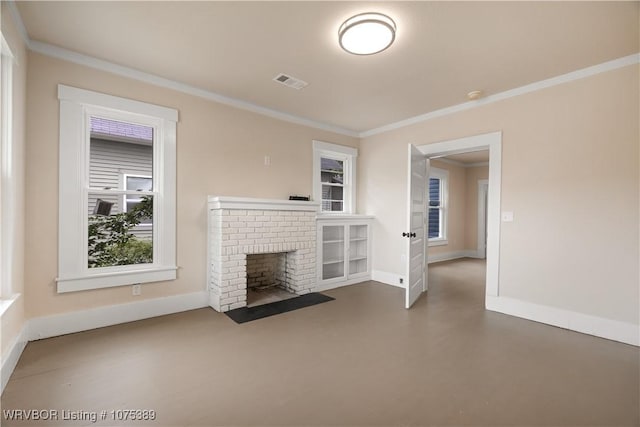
top-left (317, 219), bottom-right (372, 284)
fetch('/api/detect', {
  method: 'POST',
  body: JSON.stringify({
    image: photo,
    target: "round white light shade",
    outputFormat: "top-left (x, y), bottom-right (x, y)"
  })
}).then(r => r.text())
top-left (339, 13), bottom-right (396, 55)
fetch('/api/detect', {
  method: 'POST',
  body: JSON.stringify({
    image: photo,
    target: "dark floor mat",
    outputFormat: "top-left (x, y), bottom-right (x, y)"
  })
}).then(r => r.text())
top-left (225, 292), bottom-right (335, 324)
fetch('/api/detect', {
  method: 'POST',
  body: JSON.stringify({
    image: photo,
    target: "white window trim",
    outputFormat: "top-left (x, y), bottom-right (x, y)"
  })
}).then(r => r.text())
top-left (57, 84), bottom-right (178, 293)
top-left (312, 140), bottom-right (357, 215)
top-left (1, 33), bottom-right (15, 299)
top-left (428, 167), bottom-right (448, 247)
top-left (122, 173), bottom-right (153, 227)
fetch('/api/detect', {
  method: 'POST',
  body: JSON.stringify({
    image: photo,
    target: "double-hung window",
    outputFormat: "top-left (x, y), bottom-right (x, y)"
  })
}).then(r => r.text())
top-left (428, 167), bottom-right (448, 246)
top-left (57, 85), bottom-right (177, 292)
top-left (313, 140), bottom-right (357, 214)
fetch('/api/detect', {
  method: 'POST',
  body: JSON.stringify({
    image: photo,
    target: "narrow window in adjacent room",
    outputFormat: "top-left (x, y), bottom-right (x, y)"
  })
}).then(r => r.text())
top-left (428, 167), bottom-right (448, 245)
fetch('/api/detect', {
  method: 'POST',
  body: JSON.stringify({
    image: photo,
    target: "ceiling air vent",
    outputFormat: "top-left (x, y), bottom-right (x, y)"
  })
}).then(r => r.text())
top-left (273, 73), bottom-right (308, 90)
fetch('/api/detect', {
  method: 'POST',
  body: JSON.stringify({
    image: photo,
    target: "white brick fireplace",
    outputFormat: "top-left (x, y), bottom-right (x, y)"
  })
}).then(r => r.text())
top-left (207, 197), bottom-right (319, 312)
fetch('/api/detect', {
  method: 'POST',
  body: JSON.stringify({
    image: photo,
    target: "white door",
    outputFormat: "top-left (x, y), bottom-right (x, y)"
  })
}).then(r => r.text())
top-left (405, 144), bottom-right (428, 308)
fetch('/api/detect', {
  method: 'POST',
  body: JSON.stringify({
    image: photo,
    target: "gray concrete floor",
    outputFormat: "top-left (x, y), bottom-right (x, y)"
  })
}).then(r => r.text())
top-left (2, 258), bottom-right (638, 426)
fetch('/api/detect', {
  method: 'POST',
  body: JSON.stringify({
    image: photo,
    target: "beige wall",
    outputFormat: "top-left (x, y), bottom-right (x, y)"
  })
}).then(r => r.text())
top-left (359, 65), bottom-right (639, 325)
top-left (1, 3), bottom-right (28, 361)
top-left (464, 165), bottom-right (489, 252)
top-left (25, 52), bottom-right (358, 318)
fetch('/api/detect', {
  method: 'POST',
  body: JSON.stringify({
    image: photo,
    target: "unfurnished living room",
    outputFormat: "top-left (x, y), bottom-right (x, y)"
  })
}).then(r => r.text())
top-left (0, 1), bottom-right (638, 426)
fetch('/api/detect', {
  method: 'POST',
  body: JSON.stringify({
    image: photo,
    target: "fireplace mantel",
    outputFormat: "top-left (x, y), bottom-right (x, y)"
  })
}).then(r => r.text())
top-left (208, 196), bottom-right (320, 212)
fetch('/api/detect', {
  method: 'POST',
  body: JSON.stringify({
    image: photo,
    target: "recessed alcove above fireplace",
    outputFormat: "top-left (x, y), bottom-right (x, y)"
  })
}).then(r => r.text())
top-left (207, 197), bottom-right (320, 312)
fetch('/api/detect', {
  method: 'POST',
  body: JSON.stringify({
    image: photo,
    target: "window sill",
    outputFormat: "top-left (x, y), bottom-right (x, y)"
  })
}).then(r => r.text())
top-left (0, 294), bottom-right (20, 318)
top-left (57, 266), bottom-right (177, 293)
top-left (428, 239), bottom-right (448, 247)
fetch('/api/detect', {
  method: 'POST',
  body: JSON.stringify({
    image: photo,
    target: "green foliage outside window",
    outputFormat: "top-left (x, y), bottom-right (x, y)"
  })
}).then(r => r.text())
top-left (88, 196), bottom-right (153, 268)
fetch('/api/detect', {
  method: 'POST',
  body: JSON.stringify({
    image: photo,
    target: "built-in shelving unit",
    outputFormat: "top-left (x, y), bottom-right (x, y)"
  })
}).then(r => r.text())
top-left (316, 216), bottom-right (373, 290)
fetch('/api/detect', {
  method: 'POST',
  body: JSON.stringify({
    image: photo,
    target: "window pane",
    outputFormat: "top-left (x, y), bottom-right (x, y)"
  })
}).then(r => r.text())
top-left (322, 200), bottom-right (345, 212)
top-left (429, 178), bottom-right (440, 207)
top-left (322, 184), bottom-right (344, 212)
top-left (88, 193), bottom-right (153, 268)
top-left (428, 208), bottom-right (440, 238)
top-left (322, 185), bottom-right (343, 200)
top-left (125, 199), bottom-right (153, 225)
top-left (126, 176), bottom-right (152, 191)
top-left (89, 117), bottom-right (154, 191)
top-left (331, 201), bottom-right (344, 211)
top-left (321, 158), bottom-right (344, 184)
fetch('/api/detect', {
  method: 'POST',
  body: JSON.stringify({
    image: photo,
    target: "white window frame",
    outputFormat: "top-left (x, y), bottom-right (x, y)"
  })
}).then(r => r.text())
top-left (312, 140), bottom-right (357, 215)
top-left (428, 167), bottom-right (449, 246)
top-left (122, 173), bottom-right (153, 227)
top-left (1, 33), bottom-right (14, 300)
top-left (57, 85), bottom-right (178, 293)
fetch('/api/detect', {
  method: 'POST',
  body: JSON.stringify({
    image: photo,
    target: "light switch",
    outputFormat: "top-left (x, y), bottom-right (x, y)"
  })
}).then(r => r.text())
top-left (502, 211), bottom-right (514, 222)
top-left (264, 155), bottom-right (271, 166)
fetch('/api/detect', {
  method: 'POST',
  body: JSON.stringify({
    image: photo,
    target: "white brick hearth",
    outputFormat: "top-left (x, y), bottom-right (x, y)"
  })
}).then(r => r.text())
top-left (207, 197), bottom-right (320, 312)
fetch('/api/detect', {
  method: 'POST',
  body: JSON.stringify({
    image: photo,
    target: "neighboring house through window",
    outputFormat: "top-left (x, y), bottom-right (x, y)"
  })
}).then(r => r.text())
top-left (123, 174), bottom-right (153, 226)
top-left (428, 167), bottom-right (448, 246)
top-left (313, 140), bottom-right (357, 214)
top-left (57, 85), bottom-right (177, 293)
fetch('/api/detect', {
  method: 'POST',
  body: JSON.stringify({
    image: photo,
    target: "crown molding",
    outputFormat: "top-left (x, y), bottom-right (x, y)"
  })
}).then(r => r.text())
top-left (29, 41), bottom-right (359, 138)
top-left (7, 1), bottom-right (358, 138)
top-left (6, 1), bottom-right (639, 140)
top-left (359, 53), bottom-right (640, 138)
top-left (5, 1), bottom-right (30, 49)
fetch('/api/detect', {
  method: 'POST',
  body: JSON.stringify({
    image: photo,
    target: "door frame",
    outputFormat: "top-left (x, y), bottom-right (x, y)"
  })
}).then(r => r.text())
top-left (415, 131), bottom-right (501, 299)
top-left (477, 179), bottom-right (489, 259)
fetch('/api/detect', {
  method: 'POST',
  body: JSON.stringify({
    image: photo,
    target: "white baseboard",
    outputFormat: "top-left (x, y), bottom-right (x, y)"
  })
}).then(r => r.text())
top-left (427, 250), bottom-right (481, 264)
top-left (1, 324), bottom-right (28, 394)
top-left (28, 291), bottom-right (209, 341)
top-left (371, 270), bottom-right (405, 288)
top-left (373, 254), bottom-right (485, 287)
top-left (486, 295), bottom-right (639, 347)
top-left (315, 275), bottom-right (372, 292)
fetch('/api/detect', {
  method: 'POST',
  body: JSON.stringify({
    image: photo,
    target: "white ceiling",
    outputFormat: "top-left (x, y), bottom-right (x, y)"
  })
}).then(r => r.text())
top-left (15, 1), bottom-right (639, 134)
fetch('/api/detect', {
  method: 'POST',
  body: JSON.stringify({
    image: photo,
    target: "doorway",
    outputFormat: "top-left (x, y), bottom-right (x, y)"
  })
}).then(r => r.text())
top-left (405, 131), bottom-right (501, 308)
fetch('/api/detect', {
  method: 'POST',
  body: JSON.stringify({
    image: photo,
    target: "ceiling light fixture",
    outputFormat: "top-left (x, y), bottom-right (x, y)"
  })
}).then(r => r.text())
top-left (339, 12), bottom-right (396, 55)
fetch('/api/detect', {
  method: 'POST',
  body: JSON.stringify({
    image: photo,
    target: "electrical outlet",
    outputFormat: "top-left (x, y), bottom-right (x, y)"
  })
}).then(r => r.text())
top-left (399, 278), bottom-right (403, 284)
top-left (502, 211), bottom-right (514, 222)
top-left (132, 284), bottom-right (141, 296)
